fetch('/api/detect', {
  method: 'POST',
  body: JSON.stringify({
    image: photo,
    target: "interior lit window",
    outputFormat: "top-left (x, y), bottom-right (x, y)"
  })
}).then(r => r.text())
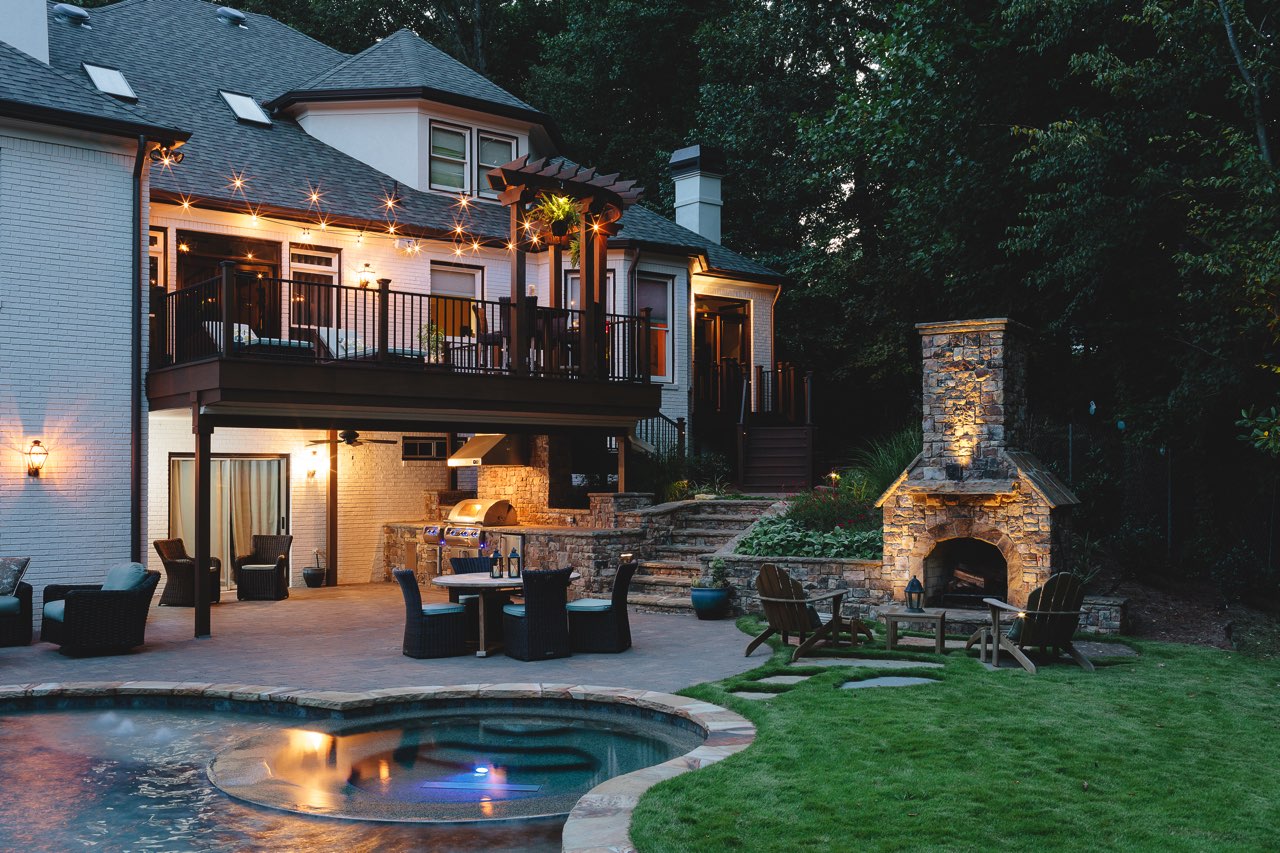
top-left (430, 124), bottom-right (468, 192)
top-left (637, 275), bottom-right (672, 382)
top-left (84, 64), bottom-right (137, 102)
top-left (476, 132), bottom-right (515, 198)
top-left (220, 90), bottom-right (272, 126)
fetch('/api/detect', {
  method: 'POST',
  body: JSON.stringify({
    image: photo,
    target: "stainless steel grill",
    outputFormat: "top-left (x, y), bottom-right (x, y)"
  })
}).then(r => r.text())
top-left (441, 500), bottom-right (518, 569)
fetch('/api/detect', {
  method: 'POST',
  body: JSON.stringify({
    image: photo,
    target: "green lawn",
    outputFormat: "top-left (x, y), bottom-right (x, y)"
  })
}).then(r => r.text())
top-left (631, 619), bottom-right (1280, 852)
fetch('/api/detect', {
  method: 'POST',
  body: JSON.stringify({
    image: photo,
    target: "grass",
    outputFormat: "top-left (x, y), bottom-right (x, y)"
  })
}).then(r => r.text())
top-left (630, 618), bottom-right (1280, 852)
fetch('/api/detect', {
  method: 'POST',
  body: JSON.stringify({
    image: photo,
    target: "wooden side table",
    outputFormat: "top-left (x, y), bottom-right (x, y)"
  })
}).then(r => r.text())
top-left (883, 608), bottom-right (947, 654)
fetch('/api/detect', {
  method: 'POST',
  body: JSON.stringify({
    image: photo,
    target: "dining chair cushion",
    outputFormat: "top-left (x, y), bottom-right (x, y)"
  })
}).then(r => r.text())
top-left (566, 598), bottom-right (612, 612)
top-left (0, 596), bottom-right (20, 617)
top-left (457, 594), bottom-right (478, 603)
top-left (42, 600), bottom-right (65, 622)
top-left (239, 564), bottom-right (277, 572)
top-left (422, 603), bottom-right (466, 616)
top-left (502, 603), bottom-right (526, 618)
top-left (102, 562), bottom-right (148, 591)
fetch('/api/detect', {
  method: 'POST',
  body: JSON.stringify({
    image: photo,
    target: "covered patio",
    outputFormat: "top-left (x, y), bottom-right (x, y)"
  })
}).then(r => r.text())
top-left (0, 584), bottom-right (756, 693)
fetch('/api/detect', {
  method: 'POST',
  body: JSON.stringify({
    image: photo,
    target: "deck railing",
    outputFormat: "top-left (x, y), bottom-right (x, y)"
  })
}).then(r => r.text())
top-left (155, 267), bottom-right (653, 384)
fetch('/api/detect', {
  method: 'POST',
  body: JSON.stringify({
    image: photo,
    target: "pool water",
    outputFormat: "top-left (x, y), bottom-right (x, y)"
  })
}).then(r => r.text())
top-left (210, 708), bottom-right (702, 822)
top-left (0, 709), bottom-right (566, 851)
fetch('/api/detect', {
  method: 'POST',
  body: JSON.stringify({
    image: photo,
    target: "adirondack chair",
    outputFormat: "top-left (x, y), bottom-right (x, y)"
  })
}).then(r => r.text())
top-left (965, 572), bottom-right (1094, 674)
top-left (745, 563), bottom-right (874, 662)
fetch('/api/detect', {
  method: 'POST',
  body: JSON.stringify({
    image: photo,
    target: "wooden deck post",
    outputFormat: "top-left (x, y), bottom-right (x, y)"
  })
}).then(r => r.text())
top-left (192, 405), bottom-right (212, 638)
top-left (617, 430), bottom-right (630, 492)
top-left (578, 205), bottom-right (599, 379)
top-left (511, 205), bottom-right (530, 375)
top-left (218, 260), bottom-right (235, 357)
top-left (326, 429), bottom-right (338, 587)
top-left (376, 278), bottom-right (390, 362)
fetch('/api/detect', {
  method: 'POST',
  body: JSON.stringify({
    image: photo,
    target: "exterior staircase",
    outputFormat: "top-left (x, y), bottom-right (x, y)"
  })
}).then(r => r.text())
top-left (739, 425), bottom-right (813, 492)
top-left (628, 499), bottom-right (773, 614)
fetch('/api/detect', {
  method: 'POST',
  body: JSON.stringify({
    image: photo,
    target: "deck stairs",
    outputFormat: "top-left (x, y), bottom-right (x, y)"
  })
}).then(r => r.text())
top-left (740, 425), bottom-right (813, 492)
top-left (628, 499), bottom-right (773, 614)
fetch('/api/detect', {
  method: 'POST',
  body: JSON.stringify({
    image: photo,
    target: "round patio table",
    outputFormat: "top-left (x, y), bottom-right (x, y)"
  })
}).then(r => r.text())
top-left (432, 572), bottom-right (579, 657)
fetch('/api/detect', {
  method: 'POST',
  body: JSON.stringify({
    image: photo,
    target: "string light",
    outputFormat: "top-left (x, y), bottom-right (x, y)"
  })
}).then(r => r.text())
top-left (470, 240), bottom-right (481, 253)
top-left (304, 180), bottom-right (325, 208)
top-left (455, 193), bottom-right (471, 210)
top-left (505, 241), bottom-right (516, 252)
top-left (228, 168), bottom-right (249, 194)
top-left (179, 194), bottom-right (193, 211)
top-left (387, 223), bottom-right (397, 235)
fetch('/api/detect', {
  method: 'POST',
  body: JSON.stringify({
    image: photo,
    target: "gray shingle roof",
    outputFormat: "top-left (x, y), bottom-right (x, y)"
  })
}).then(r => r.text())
top-left (0, 38), bottom-right (184, 139)
top-left (285, 28), bottom-right (539, 115)
top-left (38, 0), bottom-right (779, 281)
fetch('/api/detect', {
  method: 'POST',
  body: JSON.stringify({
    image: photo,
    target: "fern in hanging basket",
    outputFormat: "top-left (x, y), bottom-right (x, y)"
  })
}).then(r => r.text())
top-left (530, 193), bottom-right (579, 242)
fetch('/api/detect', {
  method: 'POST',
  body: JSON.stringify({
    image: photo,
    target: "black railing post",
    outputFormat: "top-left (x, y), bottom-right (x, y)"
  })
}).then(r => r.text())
top-left (376, 278), bottom-right (391, 362)
top-left (804, 370), bottom-right (814, 425)
top-left (676, 416), bottom-right (687, 458)
top-left (638, 307), bottom-right (652, 383)
top-left (218, 261), bottom-right (235, 357)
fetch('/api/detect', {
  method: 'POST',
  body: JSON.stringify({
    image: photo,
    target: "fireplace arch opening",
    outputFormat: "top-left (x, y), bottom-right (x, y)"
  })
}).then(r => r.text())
top-left (923, 538), bottom-right (1008, 608)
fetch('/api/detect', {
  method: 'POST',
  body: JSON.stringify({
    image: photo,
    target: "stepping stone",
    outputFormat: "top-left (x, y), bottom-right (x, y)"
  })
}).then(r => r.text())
top-left (755, 675), bottom-right (810, 685)
top-left (730, 691), bottom-right (776, 701)
top-left (791, 658), bottom-right (944, 670)
top-left (840, 676), bottom-right (938, 689)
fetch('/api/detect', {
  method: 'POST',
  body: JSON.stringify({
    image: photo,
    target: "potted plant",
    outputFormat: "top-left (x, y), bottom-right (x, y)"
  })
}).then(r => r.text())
top-left (531, 193), bottom-right (579, 241)
top-left (691, 558), bottom-right (732, 620)
top-left (418, 322), bottom-right (445, 363)
top-left (303, 549), bottom-right (326, 588)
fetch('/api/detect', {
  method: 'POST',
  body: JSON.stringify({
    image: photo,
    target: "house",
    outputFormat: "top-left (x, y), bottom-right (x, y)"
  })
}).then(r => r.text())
top-left (0, 0), bottom-right (804, 637)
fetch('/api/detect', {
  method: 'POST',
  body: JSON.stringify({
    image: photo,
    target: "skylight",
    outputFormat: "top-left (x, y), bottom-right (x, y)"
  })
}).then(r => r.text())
top-left (83, 64), bottom-right (136, 102)
top-left (220, 91), bottom-right (272, 126)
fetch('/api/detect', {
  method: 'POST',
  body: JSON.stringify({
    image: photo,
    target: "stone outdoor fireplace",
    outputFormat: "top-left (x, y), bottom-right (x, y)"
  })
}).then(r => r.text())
top-left (877, 318), bottom-right (1079, 608)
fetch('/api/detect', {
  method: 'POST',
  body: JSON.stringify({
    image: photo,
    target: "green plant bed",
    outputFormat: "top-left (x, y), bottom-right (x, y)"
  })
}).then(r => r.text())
top-left (631, 637), bottom-right (1280, 851)
top-left (736, 516), bottom-right (882, 559)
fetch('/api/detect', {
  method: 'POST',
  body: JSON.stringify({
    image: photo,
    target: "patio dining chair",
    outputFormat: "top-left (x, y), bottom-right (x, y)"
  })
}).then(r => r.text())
top-left (393, 569), bottom-right (467, 658)
top-left (472, 297), bottom-right (510, 370)
top-left (567, 556), bottom-right (638, 653)
top-left (153, 539), bottom-right (221, 607)
top-left (502, 567), bottom-right (573, 661)
top-left (233, 534), bottom-right (292, 601)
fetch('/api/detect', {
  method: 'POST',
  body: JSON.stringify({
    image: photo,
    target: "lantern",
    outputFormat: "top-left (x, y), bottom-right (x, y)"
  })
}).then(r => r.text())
top-left (506, 546), bottom-right (521, 579)
top-left (26, 440), bottom-right (48, 477)
top-left (905, 576), bottom-right (925, 613)
top-left (489, 546), bottom-right (503, 579)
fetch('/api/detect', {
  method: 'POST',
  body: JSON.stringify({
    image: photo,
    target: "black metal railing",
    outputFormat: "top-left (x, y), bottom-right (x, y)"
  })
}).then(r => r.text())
top-left (732, 362), bottom-right (813, 426)
top-left (635, 412), bottom-right (686, 456)
top-left (158, 268), bottom-right (653, 383)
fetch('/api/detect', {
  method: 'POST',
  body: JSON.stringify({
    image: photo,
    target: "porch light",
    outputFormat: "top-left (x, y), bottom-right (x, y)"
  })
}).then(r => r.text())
top-left (148, 144), bottom-right (184, 166)
top-left (355, 263), bottom-right (377, 288)
top-left (305, 450), bottom-right (318, 479)
top-left (299, 228), bottom-right (313, 243)
top-left (905, 576), bottom-right (925, 613)
top-left (25, 440), bottom-right (48, 477)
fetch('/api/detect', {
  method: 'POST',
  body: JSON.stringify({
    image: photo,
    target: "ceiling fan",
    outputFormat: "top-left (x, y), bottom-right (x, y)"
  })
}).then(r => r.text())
top-left (308, 430), bottom-right (397, 448)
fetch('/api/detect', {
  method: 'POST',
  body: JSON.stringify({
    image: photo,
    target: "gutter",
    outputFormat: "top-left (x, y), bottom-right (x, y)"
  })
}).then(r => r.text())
top-left (130, 134), bottom-right (146, 563)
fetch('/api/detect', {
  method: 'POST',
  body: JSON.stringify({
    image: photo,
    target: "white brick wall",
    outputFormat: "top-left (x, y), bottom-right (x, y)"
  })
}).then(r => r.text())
top-left (0, 126), bottom-right (140, 625)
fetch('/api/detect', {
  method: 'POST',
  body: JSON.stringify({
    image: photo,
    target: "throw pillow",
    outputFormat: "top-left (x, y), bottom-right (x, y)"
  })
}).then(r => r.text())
top-left (0, 557), bottom-right (30, 596)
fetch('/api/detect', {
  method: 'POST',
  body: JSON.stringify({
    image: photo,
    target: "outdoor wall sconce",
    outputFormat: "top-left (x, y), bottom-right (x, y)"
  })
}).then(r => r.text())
top-left (945, 462), bottom-right (963, 481)
top-left (25, 440), bottom-right (48, 477)
top-left (904, 576), bottom-right (925, 613)
top-left (305, 450), bottom-right (319, 479)
top-left (148, 144), bottom-right (184, 166)
top-left (355, 262), bottom-right (377, 288)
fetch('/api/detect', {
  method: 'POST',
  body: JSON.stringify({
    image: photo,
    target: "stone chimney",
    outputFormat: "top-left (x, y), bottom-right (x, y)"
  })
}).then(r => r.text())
top-left (1, 0), bottom-right (50, 64)
top-left (916, 318), bottom-right (1027, 479)
top-left (669, 144), bottom-right (725, 244)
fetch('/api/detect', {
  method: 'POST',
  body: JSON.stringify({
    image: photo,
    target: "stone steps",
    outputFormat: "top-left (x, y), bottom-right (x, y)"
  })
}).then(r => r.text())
top-left (654, 543), bottom-right (717, 559)
top-left (668, 527), bottom-right (737, 548)
top-left (678, 513), bottom-right (762, 530)
top-left (628, 592), bottom-right (696, 614)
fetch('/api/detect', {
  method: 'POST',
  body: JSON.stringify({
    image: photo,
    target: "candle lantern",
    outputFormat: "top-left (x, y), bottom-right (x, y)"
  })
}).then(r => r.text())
top-left (489, 547), bottom-right (503, 579)
top-left (506, 546), bottom-right (521, 579)
top-left (905, 576), bottom-right (925, 613)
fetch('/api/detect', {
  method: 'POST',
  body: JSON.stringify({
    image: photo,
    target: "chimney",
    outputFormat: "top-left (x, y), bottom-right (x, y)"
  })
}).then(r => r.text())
top-left (1, 0), bottom-right (51, 64)
top-left (669, 144), bottom-right (725, 244)
top-left (916, 318), bottom-right (1028, 478)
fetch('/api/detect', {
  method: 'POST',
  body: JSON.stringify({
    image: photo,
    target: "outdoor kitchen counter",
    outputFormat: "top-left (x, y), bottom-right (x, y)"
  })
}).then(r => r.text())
top-left (379, 521), bottom-right (646, 596)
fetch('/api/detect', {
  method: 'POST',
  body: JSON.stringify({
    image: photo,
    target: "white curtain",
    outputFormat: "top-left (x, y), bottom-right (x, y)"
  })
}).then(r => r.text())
top-left (170, 458), bottom-right (283, 587)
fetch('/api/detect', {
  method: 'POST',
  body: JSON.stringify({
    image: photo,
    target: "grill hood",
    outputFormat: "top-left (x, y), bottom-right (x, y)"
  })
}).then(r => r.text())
top-left (447, 434), bottom-right (528, 467)
top-left (447, 498), bottom-right (518, 526)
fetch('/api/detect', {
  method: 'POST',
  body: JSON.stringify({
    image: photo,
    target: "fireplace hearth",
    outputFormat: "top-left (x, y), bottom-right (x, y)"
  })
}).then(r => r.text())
top-left (877, 319), bottom-right (1079, 608)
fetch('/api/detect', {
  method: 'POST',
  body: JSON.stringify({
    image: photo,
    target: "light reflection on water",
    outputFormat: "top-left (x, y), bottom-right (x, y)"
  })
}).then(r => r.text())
top-left (0, 709), bottom-right (561, 852)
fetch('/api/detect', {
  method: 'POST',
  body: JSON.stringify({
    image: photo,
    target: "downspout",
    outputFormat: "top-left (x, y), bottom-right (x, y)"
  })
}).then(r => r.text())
top-left (130, 134), bottom-right (147, 563)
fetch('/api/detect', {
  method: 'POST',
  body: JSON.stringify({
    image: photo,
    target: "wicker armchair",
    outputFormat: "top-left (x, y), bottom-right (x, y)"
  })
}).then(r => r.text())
top-left (502, 567), bottom-right (573, 661)
top-left (153, 539), bottom-right (221, 607)
top-left (41, 565), bottom-right (160, 656)
top-left (393, 569), bottom-right (467, 658)
top-left (568, 557), bottom-right (638, 653)
top-left (233, 534), bottom-right (293, 601)
top-left (0, 582), bottom-right (33, 647)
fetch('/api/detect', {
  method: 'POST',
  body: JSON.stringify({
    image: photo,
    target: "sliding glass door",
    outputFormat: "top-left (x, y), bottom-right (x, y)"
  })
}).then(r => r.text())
top-left (169, 455), bottom-right (289, 589)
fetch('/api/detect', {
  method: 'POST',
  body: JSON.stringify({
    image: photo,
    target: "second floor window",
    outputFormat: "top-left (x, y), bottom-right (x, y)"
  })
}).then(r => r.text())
top-left (477, 132), bottom-right (515, 199)
top-left (637, 275), bottom-right (673, 383)
top-left (430, 123), bottom-right (468, 192)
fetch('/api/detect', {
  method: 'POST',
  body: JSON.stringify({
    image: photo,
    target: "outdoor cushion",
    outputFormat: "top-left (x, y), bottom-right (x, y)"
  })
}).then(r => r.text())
top-left (102, 562), bottom-right (148, 591)
top-left (457, 594), bottom-right (479, 603)
top-left (422, 603), bottom-right (466, 616)
top-left (502, 603), bottom-right (526, 618)
top-left (566, 598), bottom-right (612, 612)
top-left (42, 600), bottom-right (65, 622)
top-left (0, 557), bottom-right (29, 596)
top-left (240, 563), bottom-right (277, 571)
top-left (203, 321), bottom-right (259, 345)
top-left (0, 596), bottom-right (20, 617)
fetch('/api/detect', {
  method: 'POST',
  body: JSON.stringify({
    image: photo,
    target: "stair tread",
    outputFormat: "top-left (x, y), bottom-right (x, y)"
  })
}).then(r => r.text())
top-left (628, 592), bottom-right (695, 608)
top-left (656, 543), bottom-right (717, 555)
top-left (630, 575), bottom-right (696, 588)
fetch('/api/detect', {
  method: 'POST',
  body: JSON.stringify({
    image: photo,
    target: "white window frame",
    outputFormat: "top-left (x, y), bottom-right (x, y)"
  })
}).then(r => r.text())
top-left (220, 90), bottom-right (272, 126)
top-left (476, 130), bottom-right (516, 199)
top-left (428, 121), bottom-right (471, 194)
top-left (636, 273), bottom-right (675, 384)
top-left (288, 246), bottom-right (340, 330)
top-left (148, 228), bottom-right (167, 290)
top-left (564, 269), bottom-right (618, 313)
top-left (83, 63), bottom-right (137, 102)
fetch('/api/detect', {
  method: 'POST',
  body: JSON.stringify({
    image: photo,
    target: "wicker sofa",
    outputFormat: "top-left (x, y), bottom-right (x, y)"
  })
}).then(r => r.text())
top-left (41, 563), bottom-right (160, 656)
top-left (153, 539), bottom-right (221, 606)
top-left (233, 534), bottom-right (293, 601)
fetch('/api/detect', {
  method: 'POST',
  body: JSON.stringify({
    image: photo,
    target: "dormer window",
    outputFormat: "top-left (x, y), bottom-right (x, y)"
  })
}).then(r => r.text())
top-left (83, 64), bottom-right (136, 102)
top-left (220, 90), bottom-right (272, 126)
top-left (477, 131), bottom-right (515, 199)
top-left (429, 122), bottom-right (468, 192)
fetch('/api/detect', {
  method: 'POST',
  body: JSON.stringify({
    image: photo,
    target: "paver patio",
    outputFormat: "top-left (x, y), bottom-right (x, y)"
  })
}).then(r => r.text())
top-left (0, 584), bottom-right (757, 694)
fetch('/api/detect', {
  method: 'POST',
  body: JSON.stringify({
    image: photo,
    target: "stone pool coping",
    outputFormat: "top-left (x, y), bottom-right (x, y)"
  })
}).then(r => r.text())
top-left (0, 680), bottom-right (755, 853)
